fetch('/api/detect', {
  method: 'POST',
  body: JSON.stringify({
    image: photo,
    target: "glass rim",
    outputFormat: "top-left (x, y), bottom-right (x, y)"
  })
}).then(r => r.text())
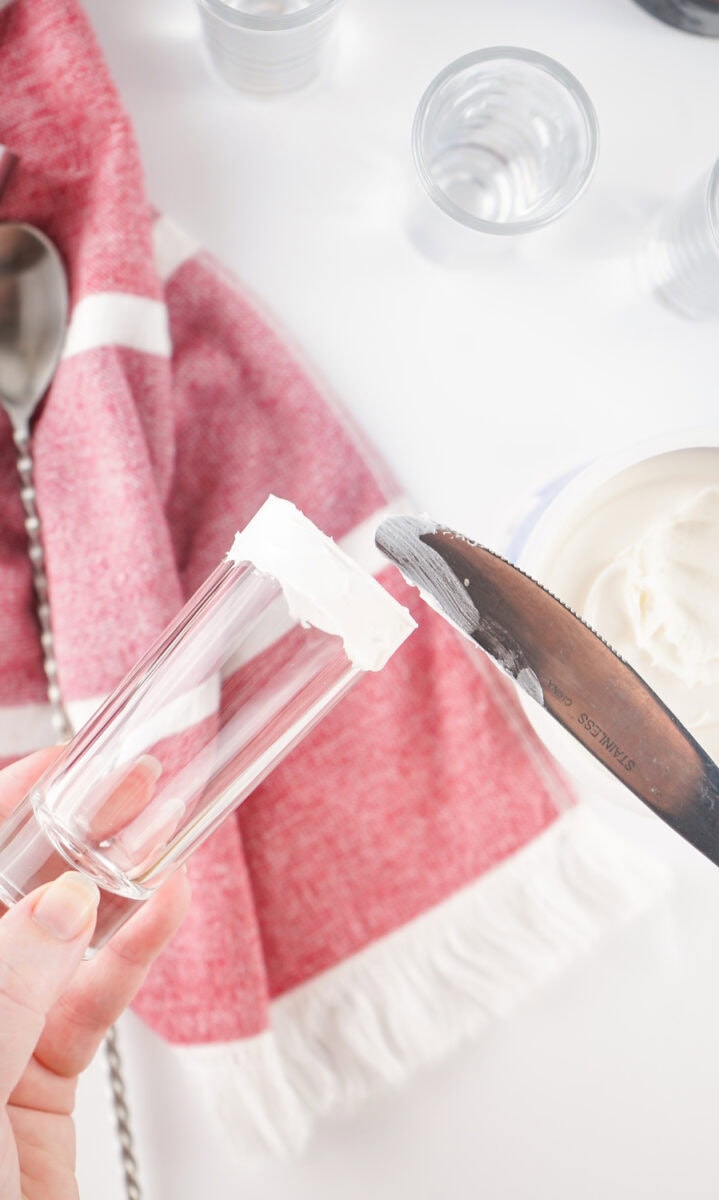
top-left (411, 46), bottom-right (600, 237)
top-left (705, 158), bottom-right (719, 243)
top-left (196, 0), bottom-right (342, 31)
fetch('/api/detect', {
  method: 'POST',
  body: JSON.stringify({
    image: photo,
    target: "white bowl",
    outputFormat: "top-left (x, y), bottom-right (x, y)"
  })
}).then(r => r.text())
top-left (510, 427), bottom-right (719, 809)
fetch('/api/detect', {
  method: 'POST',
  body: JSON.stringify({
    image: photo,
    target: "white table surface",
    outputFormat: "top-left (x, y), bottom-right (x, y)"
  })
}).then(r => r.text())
top-left (75, 1), bottom-right (719, 1196)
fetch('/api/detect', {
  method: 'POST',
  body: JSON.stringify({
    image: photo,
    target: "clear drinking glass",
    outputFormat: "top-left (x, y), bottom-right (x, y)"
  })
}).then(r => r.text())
top-left (409, 47), bottom-right (599, 264)
top-left (643, 160), bottom-right (719, 319)
top-left (0, 497), bottom-right (414, 950)
top-left (629, 0), bottom-right (719, 35)
top-left (195, 0), bottom-right (344, 95)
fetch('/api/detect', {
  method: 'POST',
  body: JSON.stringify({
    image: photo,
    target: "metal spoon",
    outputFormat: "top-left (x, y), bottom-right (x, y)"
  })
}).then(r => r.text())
top-left (0, 221), bottom-right (71, 738)
top-left (0, 221), bottom-right (68, 435)
top-left (0, 170), bottom-right (142, 1200)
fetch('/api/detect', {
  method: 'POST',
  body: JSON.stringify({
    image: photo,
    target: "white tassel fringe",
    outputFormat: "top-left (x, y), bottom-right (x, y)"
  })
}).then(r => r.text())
top-left (176, 806), bottom-right (669, 1159)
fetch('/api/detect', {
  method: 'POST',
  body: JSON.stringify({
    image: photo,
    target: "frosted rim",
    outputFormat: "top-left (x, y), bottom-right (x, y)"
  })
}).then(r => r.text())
top-left (228, 495), bottom-right (416, 671)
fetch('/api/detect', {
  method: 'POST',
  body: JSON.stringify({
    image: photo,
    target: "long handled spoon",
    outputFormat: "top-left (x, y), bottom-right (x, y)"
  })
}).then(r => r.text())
top-left (0, 220), bottom-right (72, 737)
top-left (0, 154), bottom-right (143, 1200)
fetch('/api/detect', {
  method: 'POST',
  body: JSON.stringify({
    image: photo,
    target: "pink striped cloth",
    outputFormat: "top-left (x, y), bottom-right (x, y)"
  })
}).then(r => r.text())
top-left (0, 0), bottom-right (664, 1157)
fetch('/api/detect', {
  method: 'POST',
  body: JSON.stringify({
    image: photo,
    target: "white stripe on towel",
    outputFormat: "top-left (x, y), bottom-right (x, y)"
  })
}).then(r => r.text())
top-left (0, 499), bottom-right (417, 757)
top-left (62, 293), bottom-right (171, 359)
top-left (152, 215), bottom-right (200, 283)
top-left (339, 496), bottom-right (414, 577)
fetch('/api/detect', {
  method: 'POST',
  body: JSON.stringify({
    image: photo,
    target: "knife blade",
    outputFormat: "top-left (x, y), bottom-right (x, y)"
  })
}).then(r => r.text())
top-left (375, 514), bottom-right (719, 867)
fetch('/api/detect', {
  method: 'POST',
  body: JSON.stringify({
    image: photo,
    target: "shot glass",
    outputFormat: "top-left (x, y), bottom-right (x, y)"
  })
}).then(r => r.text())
top-left (409, 47), bottom-right (599, 265)
top-left (195, 0), bottom-right (344, 95)
top-left (629, 0), bottom-right (719, 36)
top-left (0, 496), bottom-right (415, 950)
top-left (643, 159), bottom-right (719, 319)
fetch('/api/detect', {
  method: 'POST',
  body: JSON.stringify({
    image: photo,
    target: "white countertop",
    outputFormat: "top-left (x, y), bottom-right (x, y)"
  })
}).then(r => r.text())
top-left (75, 1), bottom-right (719, 1196)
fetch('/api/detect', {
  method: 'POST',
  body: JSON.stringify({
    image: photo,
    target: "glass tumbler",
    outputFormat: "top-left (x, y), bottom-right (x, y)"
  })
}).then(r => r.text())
top-left (643, 159), bottom-right (719, 319)
top-left (409, 47), bottom-right (599, 264)
top-left (195, 0), bottom-right (344, 95)
top-left (629, 0), bottom-right (719, 35)
top-left (0, 496), bottom-right (415, 950)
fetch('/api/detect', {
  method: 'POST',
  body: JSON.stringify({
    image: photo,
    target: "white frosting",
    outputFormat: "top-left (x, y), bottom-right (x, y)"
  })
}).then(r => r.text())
top-left (528, 448), bottom-right (719, 760)
top-left (228, 496), bottom-right (416, 671)
top-left (584, 487), bottom-right (719, 740)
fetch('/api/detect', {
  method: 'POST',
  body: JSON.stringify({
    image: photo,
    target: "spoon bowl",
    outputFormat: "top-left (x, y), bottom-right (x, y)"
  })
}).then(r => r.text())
top-left (0, 222), bottom-right (68, 431)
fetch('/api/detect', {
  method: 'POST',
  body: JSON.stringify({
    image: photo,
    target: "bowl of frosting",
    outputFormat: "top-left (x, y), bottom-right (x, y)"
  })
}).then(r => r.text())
top-left (511, 428), bottom-right (719, 805)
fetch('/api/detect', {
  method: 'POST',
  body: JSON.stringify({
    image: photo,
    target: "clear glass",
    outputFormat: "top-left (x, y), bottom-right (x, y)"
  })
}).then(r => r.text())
top-left (630, 0), bottom-right (719, 35)
top-left (643, 160), bottom-right (719, 319)
top-left (0, 557), bottom-right (361, 950)
top-left (196, 0), bottom-right (344, 94)
top-left (408, 47), bottom-right (599, 264)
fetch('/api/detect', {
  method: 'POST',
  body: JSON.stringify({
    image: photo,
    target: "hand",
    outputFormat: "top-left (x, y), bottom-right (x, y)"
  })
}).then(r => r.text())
top-left (0, 749), bottom-right (191, 1200)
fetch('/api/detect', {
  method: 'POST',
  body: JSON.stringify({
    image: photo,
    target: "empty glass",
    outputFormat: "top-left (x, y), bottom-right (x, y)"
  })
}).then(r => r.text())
top-left (409, 47), bottom-right (599, 264)
top-left (629, 0), bottom-right (719, 35)
top-left (195, 0), bottom-right (344, 94)
top-left (0, 497), bottom-right (415, 950)
top-left (644, 159), bottom-right (719, 319)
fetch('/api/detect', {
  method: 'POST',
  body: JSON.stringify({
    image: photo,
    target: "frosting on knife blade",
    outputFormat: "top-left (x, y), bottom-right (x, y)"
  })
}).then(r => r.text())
top-left (375, 515), bottom-right (543, 702)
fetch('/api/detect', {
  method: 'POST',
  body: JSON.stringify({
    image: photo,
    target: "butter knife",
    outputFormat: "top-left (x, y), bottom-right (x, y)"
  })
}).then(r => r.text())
top-left (375, 515), bottom-right (719, 866)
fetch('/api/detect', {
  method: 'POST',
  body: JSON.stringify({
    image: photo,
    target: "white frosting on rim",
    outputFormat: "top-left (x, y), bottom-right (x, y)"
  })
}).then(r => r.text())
top-left (228, 496), bottom-right (416, 671)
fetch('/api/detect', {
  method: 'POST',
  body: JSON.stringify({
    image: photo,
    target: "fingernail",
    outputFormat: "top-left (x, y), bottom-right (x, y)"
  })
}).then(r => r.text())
top-left (136, 754), bottom-right (163, 782)
top-left (32, 873), bottom-right (100, 941)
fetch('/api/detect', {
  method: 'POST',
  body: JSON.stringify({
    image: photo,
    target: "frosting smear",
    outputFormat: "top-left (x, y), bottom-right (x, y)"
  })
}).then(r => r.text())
top-left (584, 486), bottom-right (719, 753)
top-left (228, 495), bottom-right (416, 672)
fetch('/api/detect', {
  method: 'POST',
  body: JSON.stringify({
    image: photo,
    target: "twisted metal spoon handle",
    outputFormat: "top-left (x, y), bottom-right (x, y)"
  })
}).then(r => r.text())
top-left (13, 427), bottom-right (73, 741)
top-left (105, 1024), bottom-right (143, 1200)
top-left (12, 424), bottom-right (143, 1200)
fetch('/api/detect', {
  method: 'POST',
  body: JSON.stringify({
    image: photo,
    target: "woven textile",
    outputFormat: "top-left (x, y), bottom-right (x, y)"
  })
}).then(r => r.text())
top-left (0, 0), bottom-right (665, 1156)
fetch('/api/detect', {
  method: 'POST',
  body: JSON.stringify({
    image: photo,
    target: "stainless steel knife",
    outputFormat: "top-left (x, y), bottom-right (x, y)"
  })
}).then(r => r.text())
top-left (375, 514), bottom-right (719, 866)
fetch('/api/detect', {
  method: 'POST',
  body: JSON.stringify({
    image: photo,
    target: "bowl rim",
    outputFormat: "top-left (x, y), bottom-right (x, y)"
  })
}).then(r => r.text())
top-left (516, 426), bottom-right (719, 576)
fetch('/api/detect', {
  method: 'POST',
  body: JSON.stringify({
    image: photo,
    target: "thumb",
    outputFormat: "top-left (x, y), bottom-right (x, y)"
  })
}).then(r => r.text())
top-left (0, 872), bottom-right (99, 1103)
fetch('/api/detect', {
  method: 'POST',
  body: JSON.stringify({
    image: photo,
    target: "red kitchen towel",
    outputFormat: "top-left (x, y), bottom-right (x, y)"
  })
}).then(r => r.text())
top-left (0, 0), bottom-right (666, 1158)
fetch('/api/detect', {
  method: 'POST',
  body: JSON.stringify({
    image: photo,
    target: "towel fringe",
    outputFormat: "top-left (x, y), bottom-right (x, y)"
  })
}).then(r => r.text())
top-left (176, 805), bottom-right (669, 1160)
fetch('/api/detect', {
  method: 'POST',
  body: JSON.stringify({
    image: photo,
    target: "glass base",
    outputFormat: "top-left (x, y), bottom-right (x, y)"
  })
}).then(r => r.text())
top-left (0, 797), bottom-right (147, 951)
top-left (630, 0), bottom-right (719, 35)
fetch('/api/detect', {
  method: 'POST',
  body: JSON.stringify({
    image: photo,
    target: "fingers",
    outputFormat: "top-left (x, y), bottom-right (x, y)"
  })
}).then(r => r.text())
top-left (0, 872), bottom-right (99, 1104)
top-left (85, 754), bottom-right (163, 845)
top-left (0, 749), bottom-right (163, 844)
top-left (0, 746), bottom-right (64, 820)
top-left (0, 751), bottom-right (190, 1090)
top-left (34, 869), bottom-right (191, 1079)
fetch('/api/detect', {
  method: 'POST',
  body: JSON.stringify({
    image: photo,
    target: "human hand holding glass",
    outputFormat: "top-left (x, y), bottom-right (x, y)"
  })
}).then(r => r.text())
top-left (0, 498), bottom-right (415, 952)
top-left (0, 748), bottom-right (190, 1200)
